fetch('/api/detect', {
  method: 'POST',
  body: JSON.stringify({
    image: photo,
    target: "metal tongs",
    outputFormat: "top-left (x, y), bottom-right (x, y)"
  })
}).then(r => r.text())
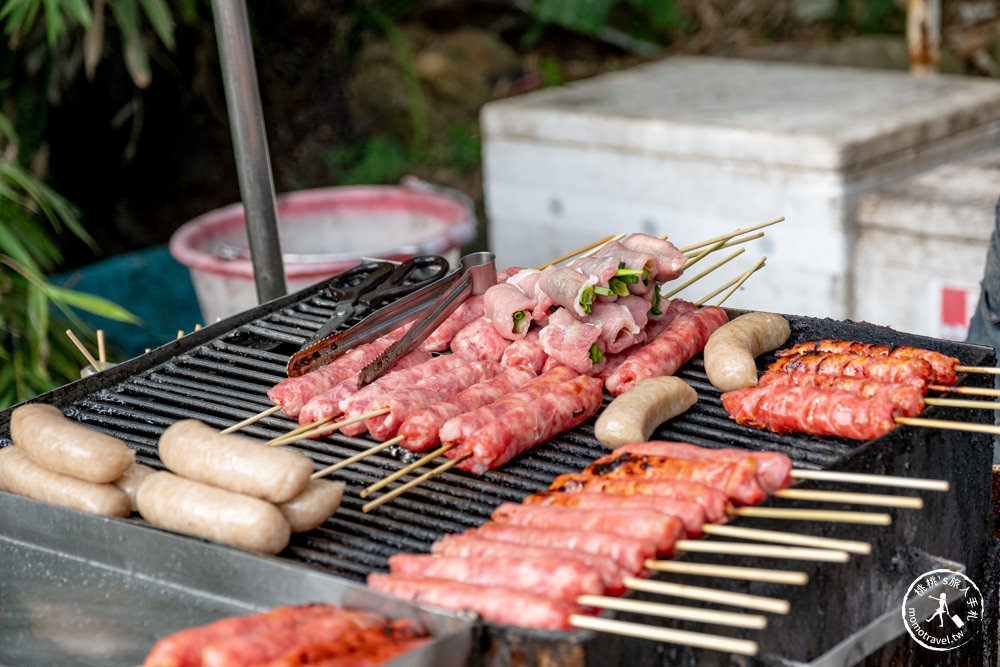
top-left (286, 252), bottom-right (496, 382)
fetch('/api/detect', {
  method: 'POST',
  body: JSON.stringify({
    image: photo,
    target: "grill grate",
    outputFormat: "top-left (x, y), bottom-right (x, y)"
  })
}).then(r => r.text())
top-left (1, 275), bottom-right (997, 665)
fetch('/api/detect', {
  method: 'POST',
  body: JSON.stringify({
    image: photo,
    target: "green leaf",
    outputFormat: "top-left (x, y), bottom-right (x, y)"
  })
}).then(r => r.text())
top-left (26, 283), bottom-right (50, 380)
top-left (137, 0), bottom-right (174, 48)
top-left (0, 224), bottom-right (42, 274)
top-left (109, 0), bottom-right (152, 87)
top-left (44, 284), bottom-right (141, 323)
top-left (61, 0), bottom-right (91, 27)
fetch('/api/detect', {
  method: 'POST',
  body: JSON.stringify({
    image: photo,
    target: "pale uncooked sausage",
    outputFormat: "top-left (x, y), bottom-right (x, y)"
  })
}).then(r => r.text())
top-left (703, 312), bottom-right (791, 392)
top-left (276, 479), bottom-right (345, 532)
top-left (113, 462), bottom-right (157, 512)
top-left (594, 377), bottom-right (697, 448)
top-left (136, 471), bottom-right (291, 554)
top-left (158, 419), bottom-right (312, 503)
top-left (0, 446), bottom-right (130, 517)
top-left (10, 403), bottom-right (135, 483)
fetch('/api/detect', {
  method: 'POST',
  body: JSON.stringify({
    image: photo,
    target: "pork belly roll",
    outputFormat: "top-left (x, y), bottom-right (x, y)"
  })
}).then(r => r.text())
top-left (593, 240), bottom-right (657, 295)
top-left (483, 282), bottom-right (534, 340)
top-left (620, 232), bottom-right (686, 281)
top-left (419, 295), bottom-right (485, 353)
top-left (538, 307), bottom-right (607, 374)
top-left (538, 264), bottom-right (601, 316)
top-left (450, 316), bottom-right (513, 362)
top-left (582, 302), bottom-right (644, 355)
top-left (505, 268), bottom-right (556, 320)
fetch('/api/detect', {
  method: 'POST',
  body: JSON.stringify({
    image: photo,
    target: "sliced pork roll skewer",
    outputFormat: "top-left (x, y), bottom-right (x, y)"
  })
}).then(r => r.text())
top-left (482, 282), bottom-right (534, 340)
top-left (538, 307), bottom-right (606, 374)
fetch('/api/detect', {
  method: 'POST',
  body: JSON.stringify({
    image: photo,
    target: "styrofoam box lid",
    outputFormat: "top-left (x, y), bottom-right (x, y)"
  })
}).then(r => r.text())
top-left (481, 56), bottom-right (1000, 172)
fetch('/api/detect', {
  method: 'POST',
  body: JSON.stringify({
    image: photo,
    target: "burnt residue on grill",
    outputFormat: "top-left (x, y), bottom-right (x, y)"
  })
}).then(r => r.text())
top-left (0, 286), bottom-right (997, 666)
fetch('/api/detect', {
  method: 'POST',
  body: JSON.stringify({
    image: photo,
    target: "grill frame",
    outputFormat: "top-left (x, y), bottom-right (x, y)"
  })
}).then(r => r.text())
top-left (0, 275), bottom-right (997, 666)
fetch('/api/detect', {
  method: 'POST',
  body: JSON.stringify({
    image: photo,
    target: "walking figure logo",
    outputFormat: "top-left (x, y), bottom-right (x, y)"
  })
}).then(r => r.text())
top-left (901, 569), bottom-right (983, 651)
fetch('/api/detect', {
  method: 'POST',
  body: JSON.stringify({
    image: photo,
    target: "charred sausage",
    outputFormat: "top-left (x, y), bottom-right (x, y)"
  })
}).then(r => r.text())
top-left (276, 479), bottom-right (345, 532)
top-left (10, 403), bottom-right (135, 483)
top-left (136, 471), bottom-right (291, 554)
top-left (703, 312), bottom-right (790, 392)
top-left (0, 445), bottom-right (130, 517)
top-left (158, 419), bottom-right (312, 504)
top-left (594, 376), bottom-right (697, 447)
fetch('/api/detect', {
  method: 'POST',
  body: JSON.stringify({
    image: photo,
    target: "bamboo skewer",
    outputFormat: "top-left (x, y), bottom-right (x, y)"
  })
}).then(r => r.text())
top-left (263, 416), bottom-right (336, 445)
top-left (679, 216), bottom-right (785, 253)
top-left (267, 408), bottom-right (389, 447)
top-left (894, 416), bottom-right (1000, 435)
top-left (772, 488), bottom-right (921, 509)
top-left (312, 435), bottom-right (404, 478)
top-left (535, 234), bottom-right (621, 270)
top-left (684, 231), bottom-right (765, 258)
top-left (728, 507), bottom-right (891, 525)
top-left (577, 595), bottom-right (767, 630)
top-left (361, 443), bottom-right (455, 498)
top-left (569, 615), bottom-right (759, 656)
top-left (692, 257), bottom-right (765, 307)
top-left (671, 540), bottom-right (850, 562)
top-left (788, 469), bottom-right (948, 491)
top-left (567, 232), bottom-right (627, 263)
top-left (66, 329), bottom-right (100, 368)
top-left (623, 577), bottom-right (789, 614)
top-left (923, 397), bottom-right (1000, 410)
top-left (663, 248), bottom-right (745, 299)
top-left (954, 365), bottom-right (1000, 374)
top-left (220, 405), bottom-right (284, 434)
top-left (713, 256), bottom-right (767, 306)
top-left (96, 329), bottom-right (107, 364)
top-left (930, 384), bottom-right (1000, 397)
top-left (362, 453), bottom-right (471, 512)
top-left (682, 238), bottom-right (727, 270)
top-left (643, 560), bottom-right (808, 585)
top-left (700, 524), bottom-right (870, 554)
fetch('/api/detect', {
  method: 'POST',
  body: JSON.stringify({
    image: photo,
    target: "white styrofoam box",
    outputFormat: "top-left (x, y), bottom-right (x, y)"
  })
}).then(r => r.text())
top-left (482, 56), bottom-right (1000, 321)
top-left (854, 150), bottom-right (1000, 339)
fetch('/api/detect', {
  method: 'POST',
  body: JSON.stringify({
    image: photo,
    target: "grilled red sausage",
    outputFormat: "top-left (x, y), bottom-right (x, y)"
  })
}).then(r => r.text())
top-left (366, 573), bottom-right (583, 631)
top-left (388, 553), bottom-right (605, 601)
top-left (609, 441), bottom-right (792, 493)
top-left (582, 452), bottom-right (767, 506)
top-left (524, 490), bottom-right (706, 536)
top-left (776, 339), bottom-right (959, 386)
top-left (758, 370), bottom-right (924, 417)
top-left (721, 384), bottom-right (900, 441)
top-left (491, 502), bottom-right (683, 555)
top-left (766, 352), bottom-right (933, 391)
top-left (548, 474), bottom-right (731, 524)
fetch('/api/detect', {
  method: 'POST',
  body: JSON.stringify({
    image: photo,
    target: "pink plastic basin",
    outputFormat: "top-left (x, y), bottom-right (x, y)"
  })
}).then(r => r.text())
top-left (169, 183), bottom-right (476, 321)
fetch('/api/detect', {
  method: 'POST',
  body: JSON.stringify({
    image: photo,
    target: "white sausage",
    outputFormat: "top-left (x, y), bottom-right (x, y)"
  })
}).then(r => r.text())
top-left (158, 419), bottom-right (312, 503)
top-left (703, 312), bottom-right (791, 392)
top-left (136, 471), bottom-right (291, 554)
top-left (0, 446), bottom-right (130, 517)
top-left (10, 403), bottom-right (135, 483)
top-left (276, 479), bottom-right (345, 532)
top-left (113, 462), bottom-right (157, 512)
top-left (594, 376), bottom-right (697, 448)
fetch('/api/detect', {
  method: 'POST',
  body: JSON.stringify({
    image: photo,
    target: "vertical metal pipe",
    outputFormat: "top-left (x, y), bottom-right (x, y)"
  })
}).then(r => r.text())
top-left (210, 0), bottom-right (287, 302)
top-left (907, 0), bottom-right (941, 76)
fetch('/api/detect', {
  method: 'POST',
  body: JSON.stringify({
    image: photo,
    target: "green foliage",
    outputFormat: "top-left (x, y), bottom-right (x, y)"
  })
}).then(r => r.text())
top-left (0, 0), bottom-right (176, 408)
top-left (526, 0), bottom-right (683, 45)
top-left (0, 130), bottom-right (138, 408)
top-left (327, 120), bottom-right (481, 187)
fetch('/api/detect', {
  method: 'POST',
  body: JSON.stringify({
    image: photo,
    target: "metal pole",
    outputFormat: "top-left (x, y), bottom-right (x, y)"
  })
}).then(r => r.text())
top-left (210, 0), bottom-right (287, 302)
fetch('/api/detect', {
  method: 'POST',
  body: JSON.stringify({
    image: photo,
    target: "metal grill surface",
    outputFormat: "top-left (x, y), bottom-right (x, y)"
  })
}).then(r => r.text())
top-left (0, 276), bottom-right (997, 666)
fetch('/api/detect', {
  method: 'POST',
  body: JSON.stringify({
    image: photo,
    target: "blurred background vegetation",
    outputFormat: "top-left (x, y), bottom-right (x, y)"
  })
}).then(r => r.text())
top-left (3, 0), bottom-right (994, 408)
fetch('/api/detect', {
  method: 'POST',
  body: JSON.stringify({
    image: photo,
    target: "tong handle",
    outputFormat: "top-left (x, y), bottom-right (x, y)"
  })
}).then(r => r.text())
top-left (326, 261), bottom-right (395, 301)
top-left (359, 255), bottom-right (450, 308)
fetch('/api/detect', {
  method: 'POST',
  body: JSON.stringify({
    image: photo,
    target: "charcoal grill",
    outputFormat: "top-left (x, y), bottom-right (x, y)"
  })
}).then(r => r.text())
top-left (0, 271), bottom-right (997, 666)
